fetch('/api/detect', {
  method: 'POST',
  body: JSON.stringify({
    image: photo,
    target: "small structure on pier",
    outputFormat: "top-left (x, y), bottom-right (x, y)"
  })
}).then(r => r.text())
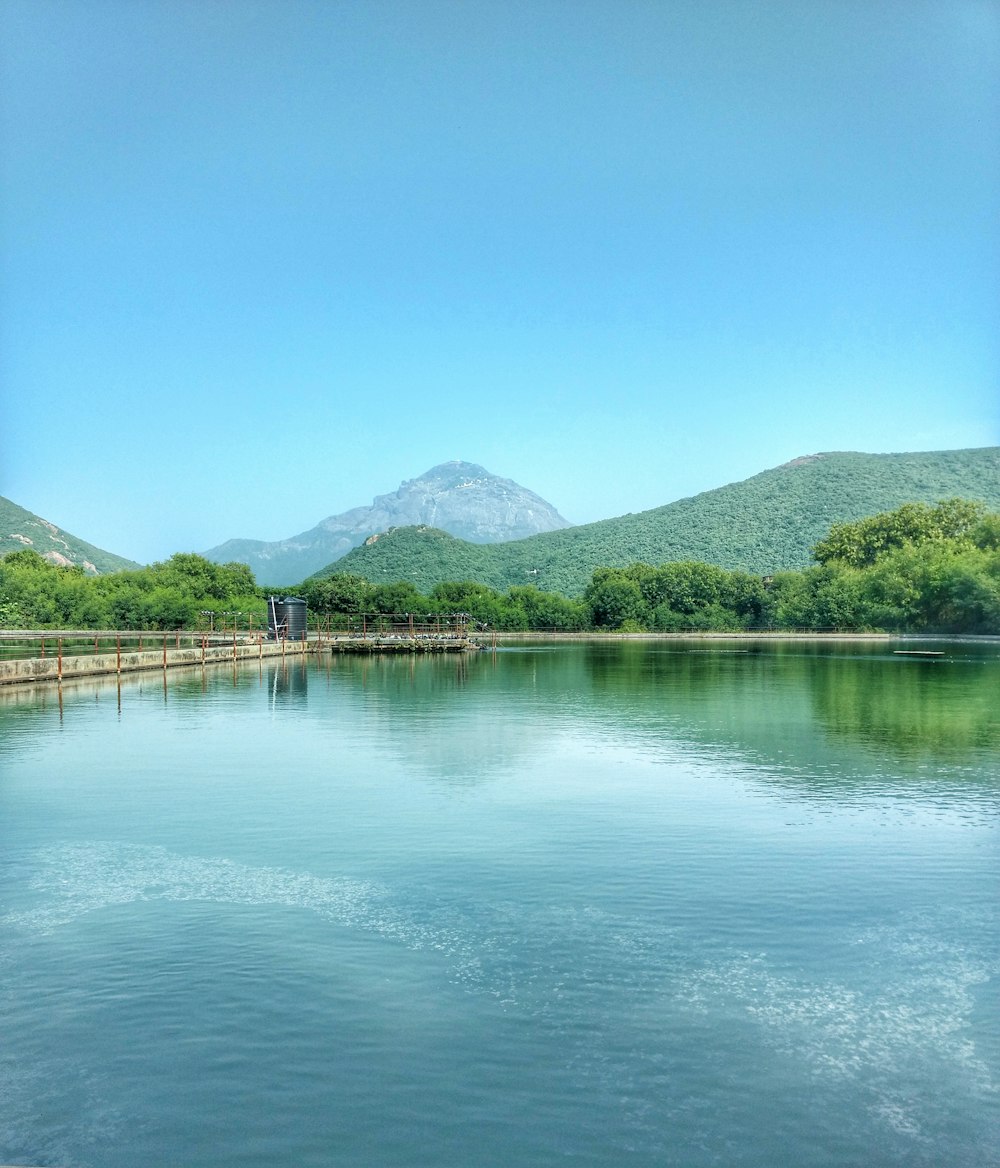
top-left (319, 612), bottom-right (476, 651)
top-left (342, 612), bottom-right (470, 641)
top-left (267, 596), bottom-right (308, 641)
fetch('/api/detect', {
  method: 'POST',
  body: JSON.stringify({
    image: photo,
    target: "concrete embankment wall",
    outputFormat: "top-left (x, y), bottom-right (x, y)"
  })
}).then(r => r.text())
top-left (0, 639), bottom-right (314, 686)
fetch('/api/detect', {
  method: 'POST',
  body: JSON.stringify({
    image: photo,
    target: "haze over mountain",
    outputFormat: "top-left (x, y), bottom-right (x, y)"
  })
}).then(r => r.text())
top-left (318, 448), bottom-right (1000, 596)
top-left (202, 461), bottom-right (571, 585)
top-left (0, 497), bottom-right (140, 574)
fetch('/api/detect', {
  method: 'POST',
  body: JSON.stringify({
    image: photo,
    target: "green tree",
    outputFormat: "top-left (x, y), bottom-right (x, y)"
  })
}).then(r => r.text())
top-left (506, 585), bottom-right (589, 630)
top-left (1, 548), bottom-right (50, 571)
top-left (300, 573), bottom-right (372, 616)
top-left (368, 580), bottom-right (428, 615)
top-left (151, 553), bottom-right (232, 600)
top-left (971, 513), bottom-right (1000, 551)
top-left (220, 561), bottom-right (258, 596)
top-left (813, 499), bottom-right (987, 568)
top-left (146, 587), bottom-right (200, 630)
top-left (864, 543), bottom-right (1000, 633)
top-left (762, 570), bottom-right (815, 628)
top-left (584, 568), bottom-right (650, 629)
top-left (428, 581), bottom-right (513, 626)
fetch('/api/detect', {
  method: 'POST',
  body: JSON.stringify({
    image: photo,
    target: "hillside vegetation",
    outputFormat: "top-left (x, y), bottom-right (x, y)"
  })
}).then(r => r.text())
top-left (3, 501), bottom-right (998, 635)
top-left (318, 448), bottom-right (1000, 595)
top-left (300, 499), bottom-right (1000, 635)
top-left (580, 500), bottom-right (1000, 634)
top-left (0, 551), bottom-right (261, 630)
top-left (0, 497), bottom-right (139, 574)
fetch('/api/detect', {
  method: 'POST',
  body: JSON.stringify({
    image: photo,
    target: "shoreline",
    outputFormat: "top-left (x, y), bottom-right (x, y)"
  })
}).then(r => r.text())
top-left (1, 629), bottom-right (997, 689)
top-left (472, 630), bottom-right (1000, 645)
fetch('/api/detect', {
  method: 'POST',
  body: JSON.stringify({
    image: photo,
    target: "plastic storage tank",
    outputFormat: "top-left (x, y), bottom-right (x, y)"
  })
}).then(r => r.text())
top-left (267, 596), bottom-right (308, 640)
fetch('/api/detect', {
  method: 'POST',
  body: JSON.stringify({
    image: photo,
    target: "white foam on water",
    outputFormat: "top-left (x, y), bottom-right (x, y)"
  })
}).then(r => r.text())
top-left (3, 842), bottom-right (388, 936)
top-left (0, 843), bottom-right (691, 1163)
top-left (674, 915), bottom-right (999, 1148)
top-left (0, 842), bottom-right (522, 1165)
top-left (2, 844), bottom-right (592, 1010)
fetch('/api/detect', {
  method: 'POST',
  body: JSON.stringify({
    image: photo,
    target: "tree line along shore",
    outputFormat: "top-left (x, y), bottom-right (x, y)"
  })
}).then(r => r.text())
top-left (1, 500), bottom-right (998, 637)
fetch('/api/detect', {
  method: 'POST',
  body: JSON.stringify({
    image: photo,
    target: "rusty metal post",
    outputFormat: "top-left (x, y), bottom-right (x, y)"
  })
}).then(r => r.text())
top-left (201, 635), bottom-right (206, 665)
top-left (58, 637), bottom-right (63, 680)
top-left (40, 638), bottom-right (45, 659)
top-left (163, 635), bottom-right (167, 670)
top-left (116, 633), bottom-right (121, 674)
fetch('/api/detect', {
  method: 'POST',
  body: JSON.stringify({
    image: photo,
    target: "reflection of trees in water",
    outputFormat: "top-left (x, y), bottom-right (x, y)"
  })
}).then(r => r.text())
top-left (344, 640), bottom-right (1000, 782)
top-left (808, 657), bottom-right (1000, 761)
top-left (317, 642), bottom-right (824, 787)
top-left (576, 641), bottom-right (1000, 775)
top-left (309, 651), bottom-right (553, 785)
top-left (580, 641), bottom-right (827, 764)
top-left (7, 642), bottom-right (995, 790)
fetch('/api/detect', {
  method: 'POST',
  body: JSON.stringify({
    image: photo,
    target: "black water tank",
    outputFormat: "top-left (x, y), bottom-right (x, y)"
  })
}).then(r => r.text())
top-left (267, 596), bottom-right (308, 640)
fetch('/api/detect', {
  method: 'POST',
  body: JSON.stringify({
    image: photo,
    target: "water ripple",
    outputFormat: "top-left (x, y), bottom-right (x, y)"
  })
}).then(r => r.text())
top-left (3, 843), bottom-right (998, 1166)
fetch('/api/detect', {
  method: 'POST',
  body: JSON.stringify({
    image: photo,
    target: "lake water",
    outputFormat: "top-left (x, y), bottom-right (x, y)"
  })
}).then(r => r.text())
top-left (1, 640), bottom-right (998, 1167)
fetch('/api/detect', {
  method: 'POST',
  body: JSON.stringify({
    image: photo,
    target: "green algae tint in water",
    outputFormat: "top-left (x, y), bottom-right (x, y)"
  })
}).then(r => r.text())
top-left (0, 640), bottom-right (998, 1168)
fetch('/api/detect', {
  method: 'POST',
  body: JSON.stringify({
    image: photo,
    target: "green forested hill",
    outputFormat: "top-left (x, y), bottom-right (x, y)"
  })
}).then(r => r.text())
top-left (0, 497), bottom-right (139, 573)
top-left (316, 448), bottom-right (1000, 595)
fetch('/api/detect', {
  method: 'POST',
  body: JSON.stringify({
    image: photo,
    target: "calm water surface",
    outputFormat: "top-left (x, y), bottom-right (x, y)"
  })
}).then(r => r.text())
top-left (1, 640), bottom-right (998, 1167)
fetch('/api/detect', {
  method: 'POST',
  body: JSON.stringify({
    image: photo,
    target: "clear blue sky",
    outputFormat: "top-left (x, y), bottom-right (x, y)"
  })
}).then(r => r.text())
top-left (2, 0), bottom-right (997, 565)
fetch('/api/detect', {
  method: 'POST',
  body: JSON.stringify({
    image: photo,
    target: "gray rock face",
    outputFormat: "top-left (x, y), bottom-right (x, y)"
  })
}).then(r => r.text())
top-left (203, 461), bottom-right (570, 585)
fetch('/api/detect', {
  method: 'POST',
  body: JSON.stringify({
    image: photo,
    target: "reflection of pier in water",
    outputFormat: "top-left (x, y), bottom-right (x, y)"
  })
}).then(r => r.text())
top-left (267, 659), bottom-right (309, 708)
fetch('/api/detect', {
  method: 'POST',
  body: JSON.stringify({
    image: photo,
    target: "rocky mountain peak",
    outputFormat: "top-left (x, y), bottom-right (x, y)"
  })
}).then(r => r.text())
top-left (202, 462), bottom-right (570, 586)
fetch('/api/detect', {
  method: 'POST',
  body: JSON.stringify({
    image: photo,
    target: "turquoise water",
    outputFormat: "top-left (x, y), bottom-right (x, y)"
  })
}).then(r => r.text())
top-left (1, 640), bottom-right (998, 1167)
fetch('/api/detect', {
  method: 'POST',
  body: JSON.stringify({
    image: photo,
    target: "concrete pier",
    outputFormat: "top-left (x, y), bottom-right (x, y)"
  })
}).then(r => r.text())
top-left (0, 637), bottom-right (313, 686)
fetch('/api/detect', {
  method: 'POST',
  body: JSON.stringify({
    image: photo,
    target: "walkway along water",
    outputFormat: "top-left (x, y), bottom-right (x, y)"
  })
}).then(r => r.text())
top-left (0, 633), bottom-right (314, 686)
top-left (0, 629), bottom-right (480, 686)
